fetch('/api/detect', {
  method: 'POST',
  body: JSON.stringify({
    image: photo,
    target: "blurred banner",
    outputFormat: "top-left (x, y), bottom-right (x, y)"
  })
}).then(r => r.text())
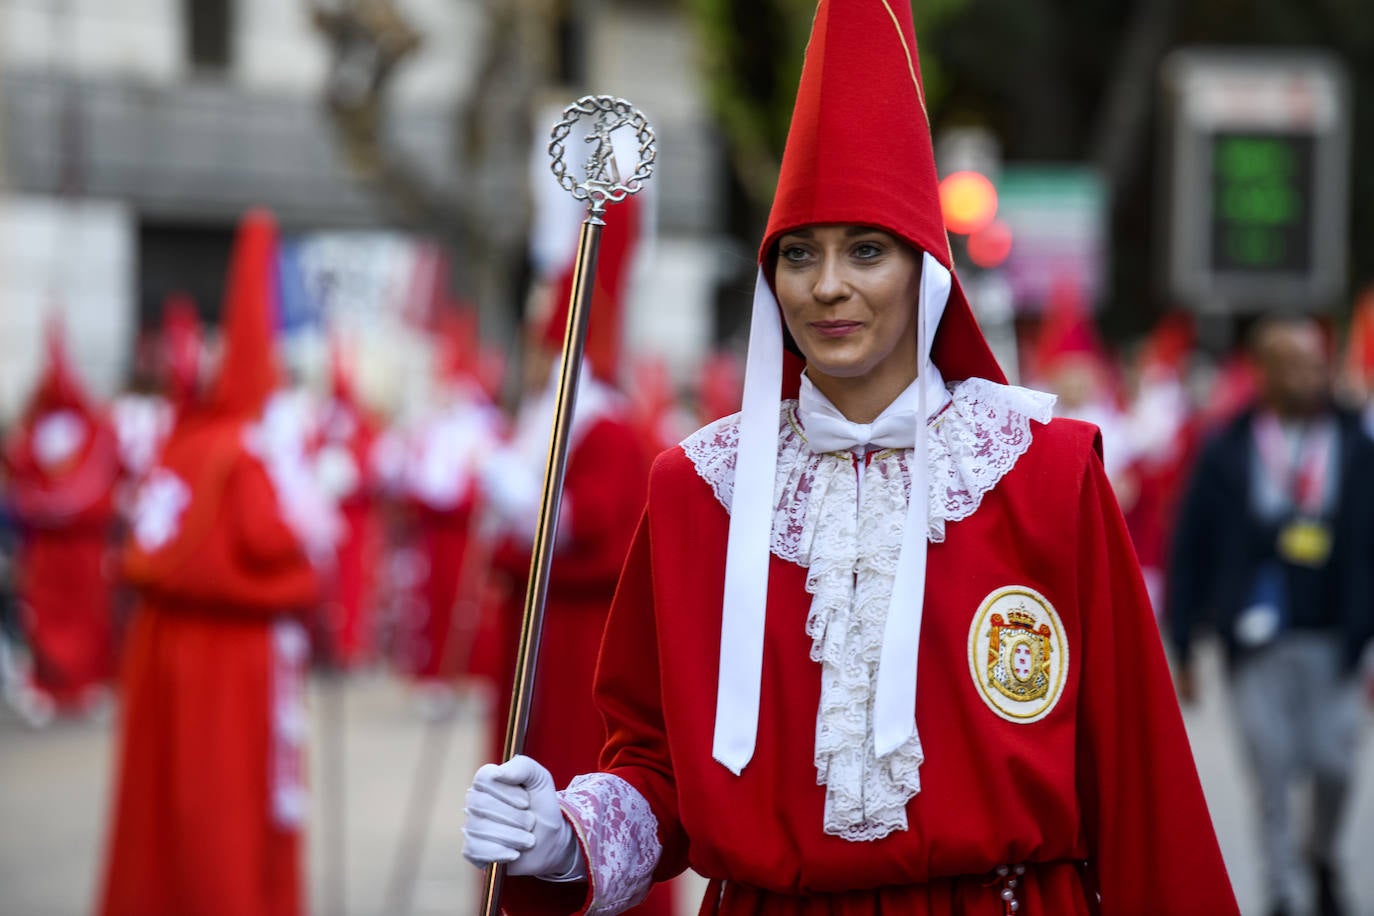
top-left (277, 231), bottom-right (450, 417)
top-left (280, 231), bottom-right (445, 334)
top-left (997, 166), bottom-right (1109, 314)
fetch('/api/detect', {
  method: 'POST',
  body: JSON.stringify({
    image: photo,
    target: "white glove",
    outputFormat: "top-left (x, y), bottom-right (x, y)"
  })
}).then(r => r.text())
top-left (462, 756), bottom-right (584, 880)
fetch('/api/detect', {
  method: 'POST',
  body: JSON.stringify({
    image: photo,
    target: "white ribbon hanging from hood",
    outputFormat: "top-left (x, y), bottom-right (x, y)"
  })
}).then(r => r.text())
top-left (712, 250), bottom-right (951, 776)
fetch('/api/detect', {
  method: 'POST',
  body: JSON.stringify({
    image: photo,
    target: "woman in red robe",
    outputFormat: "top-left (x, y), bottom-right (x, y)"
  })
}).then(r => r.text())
top-left (315, 339), bottom-right (383, 667)
top-left (2, 320), bottom-right (120, 721)
top-left (461, 2), bottom-right (1238, 913)
top-left (99, 210), bottom-right (332, 916)
top-left (395, 339), bottom-right (504, 696)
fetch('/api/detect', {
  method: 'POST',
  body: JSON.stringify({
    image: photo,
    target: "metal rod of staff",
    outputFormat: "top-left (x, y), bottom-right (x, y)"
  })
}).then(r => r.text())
top-left (478, 95), bottom-right (655, 916)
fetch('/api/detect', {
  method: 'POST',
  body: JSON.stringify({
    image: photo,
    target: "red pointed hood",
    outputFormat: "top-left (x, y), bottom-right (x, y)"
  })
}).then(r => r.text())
top-left (1028, 276), bottom-right (1127, 411)
top-left (1031, 276), bottom-right (1106, 378)
top-left (545, 194), bottom-right (643, 383)
top-left (1138, 311), bottom-right (1195, 384)
top-left (715, 1), bottom-right (1014, 779)
top-left (26, 315), bottom-right (92, 419)
top-left (329, 334), bottom-right (357, 405)
top-left (205, 210), bottom-right (284, 419)
top-left (761, 0), bottom-right (1003, 386)
top-left (627, 355), bottom-right (679, 452)
top-left (160, 292), bottom-right (204, 409)
top-left (435, 306), bottom-right (480, 385)
top-left (697, 350), bottom-right (743, 424)
top-left (433, 305), bottom-right (506, 402)
top-left (2, 315), bottom-right (119, 526)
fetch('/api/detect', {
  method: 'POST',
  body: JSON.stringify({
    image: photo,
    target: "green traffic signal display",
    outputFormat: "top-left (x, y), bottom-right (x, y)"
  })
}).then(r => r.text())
top-left (1209, 132), bottom-right (1314, 275)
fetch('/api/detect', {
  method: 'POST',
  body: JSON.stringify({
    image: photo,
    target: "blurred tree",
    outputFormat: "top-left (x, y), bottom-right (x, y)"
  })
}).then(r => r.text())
top-left (313, 1), bottom-right (424, 179)
top-left (309, 0), bottom-right (561, 337)
top-left (686, 0), bottom-right (811, 216)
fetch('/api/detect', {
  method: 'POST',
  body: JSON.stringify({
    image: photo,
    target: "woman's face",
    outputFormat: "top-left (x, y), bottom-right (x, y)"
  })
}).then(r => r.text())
top-left (774, 225), bottom-right (923, 391)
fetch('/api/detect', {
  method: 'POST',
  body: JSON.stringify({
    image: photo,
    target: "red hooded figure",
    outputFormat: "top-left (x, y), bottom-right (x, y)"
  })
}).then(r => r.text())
top-left (1, 317), bottom-right (120, 718)
top-left (696, 349), bottom-right (745, 426)
top-left (1028, 278), bottom-right (1140, 503)
top-left (393, 308), bottom-right (504, 692)
top-left (486, 2), bottom-right (1236, 913)
top-left (160, 292), bottom-right (205, 415)
top-left (1123, 313), bottom-right (1200, 615)
top-left (99, 210), bottom-right (326, 916)
top-left (627, 355), bottom-right (689, 456)
top-left (316, 336), bottom-right (382, 667)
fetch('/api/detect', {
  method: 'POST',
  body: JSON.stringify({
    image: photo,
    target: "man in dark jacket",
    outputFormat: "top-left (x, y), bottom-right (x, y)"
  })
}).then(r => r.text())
top-left (1170, 314), bottom-right (1374, 916)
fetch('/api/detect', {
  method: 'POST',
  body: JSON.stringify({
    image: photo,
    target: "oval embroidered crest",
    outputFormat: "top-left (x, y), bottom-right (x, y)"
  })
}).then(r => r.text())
top-left (967, 585), bottom-right (1068, 723)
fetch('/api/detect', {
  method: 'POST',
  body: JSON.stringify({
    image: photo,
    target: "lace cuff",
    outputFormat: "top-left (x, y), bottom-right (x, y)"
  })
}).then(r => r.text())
top-left (557, 773), bottom-right (663, 916)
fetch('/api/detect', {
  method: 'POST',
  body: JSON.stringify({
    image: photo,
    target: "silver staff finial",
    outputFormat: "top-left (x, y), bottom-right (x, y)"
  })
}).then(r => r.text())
top-left (549, 95), bottom-right (656, 223)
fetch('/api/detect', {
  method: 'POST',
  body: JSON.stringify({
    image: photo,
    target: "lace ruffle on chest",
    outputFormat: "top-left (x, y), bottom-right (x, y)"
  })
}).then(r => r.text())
top-left (680, 376), bottom-right (1056, 841)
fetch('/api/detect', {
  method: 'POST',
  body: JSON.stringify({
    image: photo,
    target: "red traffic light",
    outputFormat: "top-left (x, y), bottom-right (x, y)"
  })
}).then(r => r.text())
top-left (939, 170), bottom-right (998, 235)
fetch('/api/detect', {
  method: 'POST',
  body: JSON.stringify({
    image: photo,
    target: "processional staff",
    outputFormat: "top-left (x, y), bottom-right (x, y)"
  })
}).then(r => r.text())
top-left (479, 95), bottom-right (656, 916)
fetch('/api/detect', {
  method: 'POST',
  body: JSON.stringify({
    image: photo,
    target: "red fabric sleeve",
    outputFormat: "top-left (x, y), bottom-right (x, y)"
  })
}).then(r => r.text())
top-left (1073, 448), bottom-right (1239, 912)
top-left (595, 514), bottom-right (690, 883)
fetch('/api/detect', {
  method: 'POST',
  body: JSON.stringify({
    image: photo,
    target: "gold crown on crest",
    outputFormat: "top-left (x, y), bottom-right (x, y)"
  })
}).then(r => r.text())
top-left (1006, 606), bottom-right (1037, 629)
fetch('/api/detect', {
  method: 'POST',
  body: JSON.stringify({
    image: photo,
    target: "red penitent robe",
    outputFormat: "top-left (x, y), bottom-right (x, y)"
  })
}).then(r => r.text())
top-left (409, 500), bottom-right (480, 680)
top-left (316, 401), bottom-right (382, 667)
top-left (400, 398), bottom-right (500, 683)
top-left (507, 413), bottom-right (1237, 914)
top-left (99, 415), bottom-right (319, 916)
top-left (333, 495), bottom-right (381, 665)
top-left (2, 410), bottom-right (120, 710)
top-left (488, 412), bottom-right (677, 916)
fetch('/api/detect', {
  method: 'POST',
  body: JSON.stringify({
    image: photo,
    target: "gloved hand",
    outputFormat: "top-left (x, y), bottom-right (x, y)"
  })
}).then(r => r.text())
top-left (462, 756), bottom-right (584, 879)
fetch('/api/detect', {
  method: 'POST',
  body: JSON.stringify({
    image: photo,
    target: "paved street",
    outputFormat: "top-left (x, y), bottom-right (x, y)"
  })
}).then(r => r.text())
top-left (1, 642), bottom-right (1371, 915)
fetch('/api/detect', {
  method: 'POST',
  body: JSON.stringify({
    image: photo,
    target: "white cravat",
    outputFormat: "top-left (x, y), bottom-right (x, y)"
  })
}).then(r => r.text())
top-left (797, 370), bottom-right (950, 455)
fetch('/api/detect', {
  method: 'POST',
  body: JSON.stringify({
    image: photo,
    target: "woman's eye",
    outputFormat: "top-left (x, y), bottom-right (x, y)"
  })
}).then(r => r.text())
top-left (780, 246), bottom-right (811, 264)
top-left (853, 242), bottom-right (883, 259)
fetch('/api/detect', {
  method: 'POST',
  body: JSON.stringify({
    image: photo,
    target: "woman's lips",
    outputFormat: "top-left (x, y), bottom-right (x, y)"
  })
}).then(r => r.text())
top-left (810, 320), bottom-right (862, 339)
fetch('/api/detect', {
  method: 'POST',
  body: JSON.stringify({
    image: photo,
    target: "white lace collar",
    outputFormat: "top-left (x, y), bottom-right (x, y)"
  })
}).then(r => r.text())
top-left (683, 377), bottom-right (1056, 556)
top-left (681, 376), bottom-right (1055, 841)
